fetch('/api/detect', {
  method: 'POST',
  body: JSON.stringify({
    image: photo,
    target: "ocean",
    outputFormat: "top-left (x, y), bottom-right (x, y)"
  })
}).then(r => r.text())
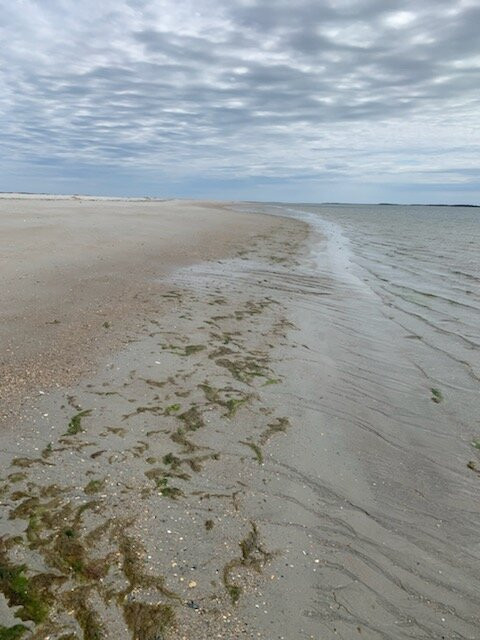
top-left (235, 201), bottom-right (480, 637)
top-left (284, 203), bottom-right (480, 435)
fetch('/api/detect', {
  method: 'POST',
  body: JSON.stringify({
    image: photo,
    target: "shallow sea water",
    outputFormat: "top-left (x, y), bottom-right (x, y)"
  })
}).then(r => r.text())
top-left (234, 202), bottom-right (480, 638)
top-left (289, 203), bottom-right (480, 431)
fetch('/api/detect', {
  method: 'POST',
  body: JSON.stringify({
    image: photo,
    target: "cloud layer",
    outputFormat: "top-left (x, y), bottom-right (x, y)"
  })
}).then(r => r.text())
top-left (1, 0), bottom-right (479, 201)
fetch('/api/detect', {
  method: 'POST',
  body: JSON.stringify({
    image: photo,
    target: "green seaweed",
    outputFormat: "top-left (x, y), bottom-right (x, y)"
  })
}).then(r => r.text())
top-left (142, 378), bottom-right (167, 388)
top-left (10, 496), bottom-right (40, 519)
top-left (222, 522), bottom-right (271, 604)
top-left (105, 426), bottom-right (126, 436)
top-left (184, 344), bottom-right (205, 356)
top-left (73, 500), bottom-right (100, 526)
top-left (198, 383), bottom-right (220, 404)
top-left (259, 417), bottom-right (290, 445)
top-left (145, 470), bottom-right (184, 499)
top-left (123, 405), bottom-right (163, 420)
top-left (222, 559), bottom-right (242, 604)
top-left (53, 529), bottom-right (86, 575)
top-left (161, 343), bottom-right (205, 357)
top-left (262, 378), bottom-right (281, 386)
top-left (84, 479), bottom-right (105, 495)
top-left (7, 473), bottom-right (27, 484)
top-left (65, 589), bottom-right (104, 640)
top-left (9, 491), bottom-right (28, 502)
top-left (163, 453), bottom-right (180, 467)
top-left (430, 388), bottom-right (443, 403)
top-left (26, 512), bottom-right (42, 547)
top-left (51, 528), bottom-right (110, 581)
top-left (76, 608), bottom-right (105, 640)
top-left (241, 441), bottom-right (263, 464)
top-left (467, 461), bottom-right (480, 474)
top-left (226, 583), bottom-right (242, 604)
top-left (41, 443), bottom-right (53, 459)
top-left (165, 404), bottom-right (180, 415)
top-left (65, 410), bottom-right (92, 436)
top-left (225, 398), bottom-right (247, 418)
top-left (208, 346), bottom-right (234, 359)
top-left (11, 458), bottom-right (48, 469)
top-left (178, 406), bottom-right (204, 431)
top-left (198, 383), bottom-right (250, 417)
top-left (239, 522), bottom-right (268, 563)
top-left (0, 554), bottom-right (50, 623)
top-left (215, 356), bottom-right (270, 384)
top-left (170, 430), bottom-right (198, 453)
top-left (0, 625), bottom-right (28, 640)
top-left (123, 602), bottom-right (175, 640)
top-left (159, 485), bottom-right (183, 499)
top-left (117, 532), bottom-right (177, 599)
top-left (174, 390), bottom-right (190, 398)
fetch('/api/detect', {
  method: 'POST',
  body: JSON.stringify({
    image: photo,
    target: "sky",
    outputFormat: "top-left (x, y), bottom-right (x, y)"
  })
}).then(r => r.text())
top-left (1, 0), bottom-right (480, 203)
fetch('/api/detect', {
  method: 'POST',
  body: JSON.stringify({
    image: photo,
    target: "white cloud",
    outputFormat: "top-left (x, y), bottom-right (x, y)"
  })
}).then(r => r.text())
top-left (0, 0), bottom-right (479, 201)
top-left (383, 11), bottom-right (416, 28)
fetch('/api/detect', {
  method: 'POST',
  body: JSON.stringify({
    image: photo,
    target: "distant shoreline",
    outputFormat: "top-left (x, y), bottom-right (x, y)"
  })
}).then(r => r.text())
top-left (1, 192), bottom-right (478, 207)
top-left (275, 200), bottom-right (480, 208)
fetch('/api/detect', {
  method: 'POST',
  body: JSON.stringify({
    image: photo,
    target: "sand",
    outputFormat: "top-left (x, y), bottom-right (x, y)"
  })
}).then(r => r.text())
top-left (0, 197), bottom-right (283, 425)
top-left (0, 196), bottom-right (313, 638)
top-left (0, 196), bottom-right (479, 639)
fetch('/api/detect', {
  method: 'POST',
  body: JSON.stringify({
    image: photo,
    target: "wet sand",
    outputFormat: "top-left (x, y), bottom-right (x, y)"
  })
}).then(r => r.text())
top-left (0, 196), bottom-right (312, 638)
top-left (1, 197), bottom-right (479, 639)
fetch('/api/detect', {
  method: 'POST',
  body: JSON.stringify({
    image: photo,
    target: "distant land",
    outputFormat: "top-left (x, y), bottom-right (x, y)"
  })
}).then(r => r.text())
top-left (1, 192), bottom-right (479, 207)
top-left (322, 202), bottom-right (480, 208)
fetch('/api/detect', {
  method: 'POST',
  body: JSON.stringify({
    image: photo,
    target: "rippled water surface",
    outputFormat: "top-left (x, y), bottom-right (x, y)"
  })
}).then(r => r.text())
top-left (234, 201), bottom-right (480, 638)
top-left (289, 204), bottom-right (480, 434)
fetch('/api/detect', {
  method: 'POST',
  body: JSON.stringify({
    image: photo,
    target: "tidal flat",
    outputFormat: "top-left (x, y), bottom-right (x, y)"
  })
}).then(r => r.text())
top-left (1, 197), bottom-right (480, 639)
top-left (0, 197), bottom-right (312, 638)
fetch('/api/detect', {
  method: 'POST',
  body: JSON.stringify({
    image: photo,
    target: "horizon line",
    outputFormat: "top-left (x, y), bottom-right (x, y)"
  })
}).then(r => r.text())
top-left (1, 191), bottom-right (479, 208)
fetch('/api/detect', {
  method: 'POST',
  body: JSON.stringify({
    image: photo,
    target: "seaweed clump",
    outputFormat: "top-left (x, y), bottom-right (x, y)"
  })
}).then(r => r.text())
top-left (63, 588), bottom-right (104, 640)
top-left (65, 410), bottom-right (92, 436)
top-left (198, 383), bottom-right (250, 417)
top-left (240, 441), bottom-right (263, 464)
top-left (0, 626), bottom-right (28, 640)
top-left (259, 417), bottom-right (290, 445)
top-left (222, 522), bottom-right (271, 604)
top-left (215, 356), bottom-right (270, 384)
top-left (123, 602), bottom-right (175, 640)
top-left (0, 547), bottom-right (51, 623)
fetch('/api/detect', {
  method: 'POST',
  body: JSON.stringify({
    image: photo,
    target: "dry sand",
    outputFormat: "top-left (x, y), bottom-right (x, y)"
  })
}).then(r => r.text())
top-left (0, 196), bottom-right (479, 639)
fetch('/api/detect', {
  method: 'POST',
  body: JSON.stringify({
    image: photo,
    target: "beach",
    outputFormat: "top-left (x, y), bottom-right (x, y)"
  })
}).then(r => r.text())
top-left (1, 197), bottom-right (479, 639)
top-left (0, 198), bottom-right (286, 424)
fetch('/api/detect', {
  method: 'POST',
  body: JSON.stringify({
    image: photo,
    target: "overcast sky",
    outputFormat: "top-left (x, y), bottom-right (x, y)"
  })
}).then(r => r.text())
top-left (1, 0), bottom-right (479, 202)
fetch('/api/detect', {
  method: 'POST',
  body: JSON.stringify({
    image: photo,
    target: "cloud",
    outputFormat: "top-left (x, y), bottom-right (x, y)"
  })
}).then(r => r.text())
top-left (0, 0), bottom-right (479, 201)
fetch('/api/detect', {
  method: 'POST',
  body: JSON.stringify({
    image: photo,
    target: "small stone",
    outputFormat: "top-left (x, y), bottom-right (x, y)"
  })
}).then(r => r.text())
top-left (188, 580), bottom-right (197, 588)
